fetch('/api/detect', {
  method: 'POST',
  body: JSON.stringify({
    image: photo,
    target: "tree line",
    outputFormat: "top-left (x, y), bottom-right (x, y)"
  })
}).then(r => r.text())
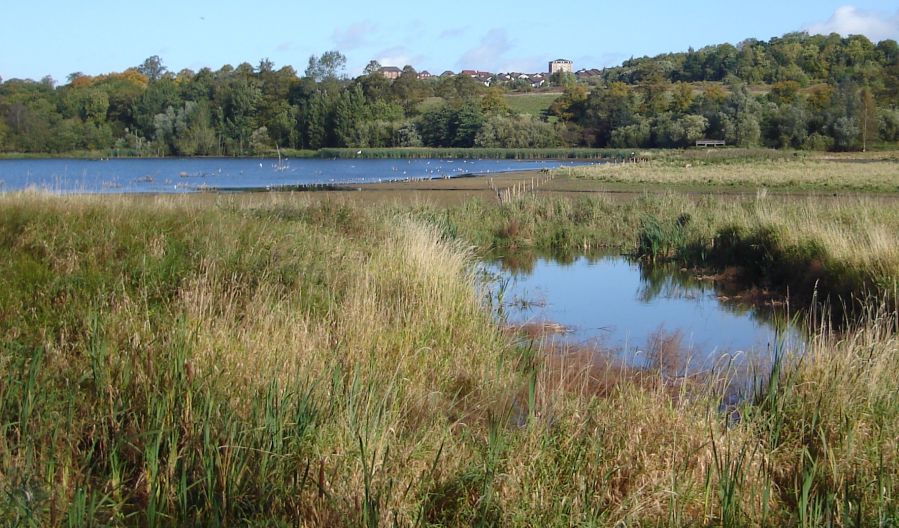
top-left (0, 32), bottom-right (897, 155)
top-left (572, 31), bottom-right (898, 150)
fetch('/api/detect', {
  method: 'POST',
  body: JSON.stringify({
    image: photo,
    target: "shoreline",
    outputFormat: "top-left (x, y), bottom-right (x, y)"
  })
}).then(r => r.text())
top-left (0, 147), bottom-right (626, 162)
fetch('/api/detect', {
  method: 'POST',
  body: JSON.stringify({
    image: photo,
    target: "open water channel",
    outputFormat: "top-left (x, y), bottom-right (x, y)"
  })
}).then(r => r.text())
top-left (1, 157), bottom-right (803, 376)
top-left (493, 253), bottom-right (804, 371)
top-left (0, 157), bottom-right (591, 193)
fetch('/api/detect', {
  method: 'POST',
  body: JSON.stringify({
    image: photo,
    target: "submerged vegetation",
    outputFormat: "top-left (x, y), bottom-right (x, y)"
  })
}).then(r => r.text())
top-left (2, 182), bottom-right (898, 525)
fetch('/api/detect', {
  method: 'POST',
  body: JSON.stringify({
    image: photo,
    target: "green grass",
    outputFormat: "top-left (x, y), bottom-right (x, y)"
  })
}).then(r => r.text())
top-left (503, 93), bottom-right (561, 117)
top-left (566, 154), bottom-right (899, 192)
top-left (416, 96), bottom-right (447, 113)
top-left (411, 192), bottom-right (899, 310)
top-left (0, 150), bottom-right (121, 160)
top-left (2, 191), bottom-right (898, 526)
top-left (305, 147), bottom-right (627, 160)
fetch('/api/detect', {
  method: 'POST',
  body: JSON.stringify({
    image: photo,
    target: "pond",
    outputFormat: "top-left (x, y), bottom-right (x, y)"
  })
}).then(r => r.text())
top-left (0, 157), bottom-right (592, 194)
top-left (493, 253), bottom-right (804, 371)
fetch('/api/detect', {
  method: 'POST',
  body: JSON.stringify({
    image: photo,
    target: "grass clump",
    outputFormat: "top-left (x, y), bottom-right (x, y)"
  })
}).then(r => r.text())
top-left (408, 192), bottom-right (899, 308)
top-left (0, 192), bottom-right (515, 525)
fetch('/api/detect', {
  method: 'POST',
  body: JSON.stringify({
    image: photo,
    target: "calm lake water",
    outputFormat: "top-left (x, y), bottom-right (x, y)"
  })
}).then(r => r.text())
top-left (0, 158), bottom-right (592, 194)
top-left (495, 254), bottom-right (803, 369)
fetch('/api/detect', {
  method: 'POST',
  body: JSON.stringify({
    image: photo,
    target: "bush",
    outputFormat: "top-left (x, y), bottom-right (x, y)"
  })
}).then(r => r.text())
top-left (802, 132), bottom-right (834, 151)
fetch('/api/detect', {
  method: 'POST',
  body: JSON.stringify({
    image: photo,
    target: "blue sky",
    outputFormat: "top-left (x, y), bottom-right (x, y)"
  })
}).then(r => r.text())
top-left (3, 1), bottom-right (898, 82)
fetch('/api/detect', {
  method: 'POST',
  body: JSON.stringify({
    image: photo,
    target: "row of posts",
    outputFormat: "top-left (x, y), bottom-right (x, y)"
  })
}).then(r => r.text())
top-left (489, 169), bottom-right (556, 204)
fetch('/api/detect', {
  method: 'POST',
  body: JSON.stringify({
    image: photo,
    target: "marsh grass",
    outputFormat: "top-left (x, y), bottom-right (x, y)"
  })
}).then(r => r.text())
top-left (567, 155), bottom-right (899, 192)
top-left (2, 191), bottom-right (898, 525)
top-left (412, 192), bottom-right (899, 312)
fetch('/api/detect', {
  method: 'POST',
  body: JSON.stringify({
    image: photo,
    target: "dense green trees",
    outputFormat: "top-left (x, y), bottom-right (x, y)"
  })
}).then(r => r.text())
top-left (1, 32), bottom-right (897, 155)
top-left (555, 32), bottom-right (898, 150)
top-left (0, 51), bottom-right (499, 154)
top-left (607, 32), bottom-right (893, 87)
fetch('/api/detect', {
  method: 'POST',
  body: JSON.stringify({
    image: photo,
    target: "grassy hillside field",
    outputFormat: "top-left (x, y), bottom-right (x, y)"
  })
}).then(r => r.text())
top-left (503, 93), bottom-right (561, 117)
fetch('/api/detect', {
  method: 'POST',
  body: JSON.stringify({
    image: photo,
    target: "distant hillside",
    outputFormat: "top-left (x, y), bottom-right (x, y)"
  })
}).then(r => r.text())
top-left (541, 32), bottom-right (899, 150)
top-left (0, 32), bottom-right (896, 155)
top-left (601, 32), bottom-right (898, 92)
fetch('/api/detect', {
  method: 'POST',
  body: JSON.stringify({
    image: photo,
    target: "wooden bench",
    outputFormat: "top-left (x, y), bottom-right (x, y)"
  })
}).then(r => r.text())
top-left (695, 139), bottom-right (726, 147)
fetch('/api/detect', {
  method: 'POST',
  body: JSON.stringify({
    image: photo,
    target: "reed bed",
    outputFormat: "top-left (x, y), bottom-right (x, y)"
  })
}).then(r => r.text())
top-left (416, 192), bottom-right (899, 303)
top-left (2, 191), bottom-right (898, 525)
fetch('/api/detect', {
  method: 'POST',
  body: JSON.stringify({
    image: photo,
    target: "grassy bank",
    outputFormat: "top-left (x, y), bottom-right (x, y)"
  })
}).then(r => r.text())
top-left (411, 192), bottom-right (899, 311)
top-left (566, 153), bottom-right (899, 192)
top-left (0, 151), bottom-right (120, 160)
top-left (292, 147), bottom-right (630, 160)
top-left (2, 192), bottom-right (898, 525)
top-left (0, 147), bottom-right (629, 161)
top-left (0, 150), bottom-right (323, 161)
top-left (503, 93), bottom-right (561, 117)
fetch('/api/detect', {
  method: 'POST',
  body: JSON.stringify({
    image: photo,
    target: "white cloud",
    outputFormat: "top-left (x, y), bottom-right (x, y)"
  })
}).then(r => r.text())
top-left (332, 21), bottom-right (377, 51)
top-left (456, 29), bottom-right (583, 73)
top-left (374, 46), bottom-right (422, 68)
top-left (458, 29), bottom-right (513, 70)
top-left (807, 5), bottom-right (899, 42)
top-left (496, 56), bottom-right (545, 74)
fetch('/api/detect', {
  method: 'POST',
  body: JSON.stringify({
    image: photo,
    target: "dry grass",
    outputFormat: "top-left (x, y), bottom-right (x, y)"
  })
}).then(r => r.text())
top-left (567, 156), bottom-right (899, 192)
top-left (2, 190), bottom-right (898, 525)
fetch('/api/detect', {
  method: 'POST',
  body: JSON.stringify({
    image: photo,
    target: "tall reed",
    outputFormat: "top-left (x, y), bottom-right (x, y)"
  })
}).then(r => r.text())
top-left (2, 191), bottom-right (897, 525)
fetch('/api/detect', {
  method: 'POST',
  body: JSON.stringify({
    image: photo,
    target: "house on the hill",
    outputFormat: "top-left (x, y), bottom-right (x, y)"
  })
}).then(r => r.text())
top-left (575, 68), bottom-right (602, 79)
top-left (549, 58), bottom-right (574, 75)
top-left (377, 66), bottom-right (402, 79)
top-left (474, 72), bottom-right (493, 86)
top-left (417, 70), bottom-right (432, 80)
top-left (461, 70), bottom-right (494, 86)
top-left (528, 73), bottom-right (546, 88)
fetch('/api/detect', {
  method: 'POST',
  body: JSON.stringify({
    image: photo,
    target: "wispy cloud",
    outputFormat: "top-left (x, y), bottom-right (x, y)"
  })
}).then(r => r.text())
top-left (807, 5), bottom-right (899, 42)
top-left (332, 21), bottom-right (377, 51)
top-left (276, 41), bottom-right (294, 52)
top-left (439, 27), bottom-right (468, 39)
top-left (497, 56), bottom-right (545, 74)
top-left (375, 46), bottom-right (425, 68)
top-left (458, 29), bottom-right (513, 71)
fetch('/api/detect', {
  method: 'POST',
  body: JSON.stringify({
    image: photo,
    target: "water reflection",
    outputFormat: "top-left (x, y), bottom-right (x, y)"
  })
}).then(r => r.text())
top-left (490, 252), bottom-right (803, 369)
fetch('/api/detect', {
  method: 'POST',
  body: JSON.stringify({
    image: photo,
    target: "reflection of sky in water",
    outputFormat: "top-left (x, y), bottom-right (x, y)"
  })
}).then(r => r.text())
top-left (498, 256), bottom-right (803, 366)
top-left (0, 158), bottom-right (594, 194)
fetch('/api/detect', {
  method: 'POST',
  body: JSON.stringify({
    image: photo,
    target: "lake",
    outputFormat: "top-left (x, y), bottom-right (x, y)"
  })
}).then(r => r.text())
top-left (0, 157), bottom-right (592, 194)
top-left (494, 254), bottom-right (803, 371)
